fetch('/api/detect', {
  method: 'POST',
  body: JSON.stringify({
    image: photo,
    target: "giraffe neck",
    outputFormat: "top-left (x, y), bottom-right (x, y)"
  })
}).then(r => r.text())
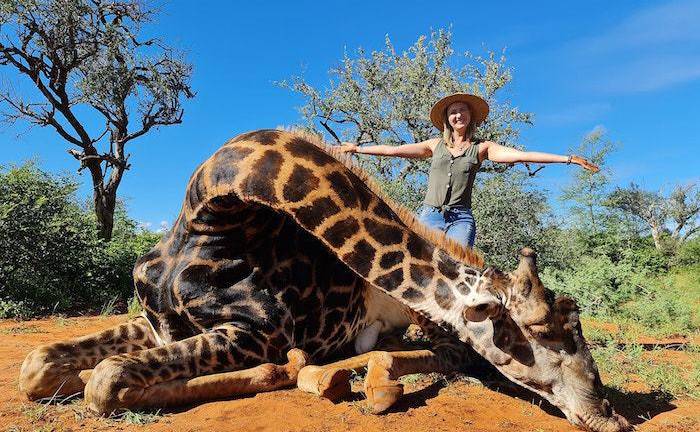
top-left (361, 230), bottom-right (482, 335)
top-left (188, 130), bottom-right (483, 338)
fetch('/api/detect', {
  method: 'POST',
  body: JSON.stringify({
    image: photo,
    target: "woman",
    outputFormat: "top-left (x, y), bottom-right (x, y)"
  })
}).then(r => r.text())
top-left (339, 93), bottom-right (599, 248)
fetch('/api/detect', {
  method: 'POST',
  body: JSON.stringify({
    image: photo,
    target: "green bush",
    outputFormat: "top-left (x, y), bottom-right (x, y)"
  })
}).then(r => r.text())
top-left (674, 237), bottom-right (700, 266)
top-left (540, 252), bottom-right (655, 316)
top-left (0, 162), bottom-right (160, 318)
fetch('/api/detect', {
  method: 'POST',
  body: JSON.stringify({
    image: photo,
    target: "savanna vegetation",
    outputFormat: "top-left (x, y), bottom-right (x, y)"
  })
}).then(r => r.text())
top-left (0, 25), bottom-right (698, 404)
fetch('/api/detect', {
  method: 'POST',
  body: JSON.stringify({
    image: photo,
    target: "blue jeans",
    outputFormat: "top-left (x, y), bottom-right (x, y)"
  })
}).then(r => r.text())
top-left (417, 205), bottom-right (477, 248)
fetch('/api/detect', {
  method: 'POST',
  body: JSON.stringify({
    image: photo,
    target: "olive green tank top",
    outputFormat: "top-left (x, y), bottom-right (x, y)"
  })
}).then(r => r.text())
top-left (424, 138), bottom-right (481, 209)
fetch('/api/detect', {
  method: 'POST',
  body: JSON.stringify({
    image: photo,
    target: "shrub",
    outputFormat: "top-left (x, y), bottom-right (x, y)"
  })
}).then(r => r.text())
top-left (674, 237), bottom-right (700, 266)
top-left (541, 254), bottom-right (645, 316)
top-left (0, 162), bottom-right (160, 317)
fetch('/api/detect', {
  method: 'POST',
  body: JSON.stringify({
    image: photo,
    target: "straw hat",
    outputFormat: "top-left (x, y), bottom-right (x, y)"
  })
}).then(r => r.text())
top-left (429, 93), bottom-right (489, 131)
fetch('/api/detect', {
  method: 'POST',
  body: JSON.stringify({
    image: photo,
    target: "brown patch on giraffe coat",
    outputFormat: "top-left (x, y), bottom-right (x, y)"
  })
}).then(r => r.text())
top-left (232, 129), bottom-right (281, 145)
top-left (373, 268), bottom-right (404, 292)
top-left (363, 218), bottom-right (403, 245)
top-left (379, 251), bottom-right (404, 269)
top-left (402, 287), bottom-right (426, 302)
top-left (294, 197), bottom-right (341, 231)
top-left (434, 279), bottom-right (455, 310)
top-left (210, 146), bottom-right (255, 187)
top-left (326, 171), bottom-right (358, 208)
top-left (240, 150), bottom-right (284, 204)
top-left (187, 168), bottom-right (208, 208)
top-left (285, 138), bottom-right (336, 166)
top-left (283, 164), bottom-right (320, 203)
top-left (322, 216), bottom-right (360, 248)
top-left (343, 239), bottom-right (376, 277)
top-left (407, 233), bottom-right (435, 262)
top-left (437, 250), bottom-right (460, 280)
top-left (346, 173), bottom-right (374, 210)
top-left (371, 200), bottom-right (400, 221)
top-left (410, 264), bottom-right (435, 286)
top-left (455, 282), bottom-right (471, 296)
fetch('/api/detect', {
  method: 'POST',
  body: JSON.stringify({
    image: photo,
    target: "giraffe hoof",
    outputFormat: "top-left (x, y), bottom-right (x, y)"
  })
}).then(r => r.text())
top-left (364, 381), bottom-right (404, 414)
top-left (297, 366), bottom-right (352, 402)
top-left (317, 368), bottom-right (352, 402)
top-left (285, 348), bottom-right (311, 378)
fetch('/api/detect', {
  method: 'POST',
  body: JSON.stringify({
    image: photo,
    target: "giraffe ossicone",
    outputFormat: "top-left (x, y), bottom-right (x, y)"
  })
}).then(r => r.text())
top-left (18, 129), bottom-right (630, 432)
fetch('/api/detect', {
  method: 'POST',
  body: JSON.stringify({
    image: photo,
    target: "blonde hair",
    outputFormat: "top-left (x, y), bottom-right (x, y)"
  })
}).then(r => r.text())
top-left (442, 106), bottom-right (477, 148)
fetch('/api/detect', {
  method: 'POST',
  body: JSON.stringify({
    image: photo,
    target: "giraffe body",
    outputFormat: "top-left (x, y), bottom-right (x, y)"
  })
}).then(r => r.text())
top-left (19, 130), bottom-right (630, 432)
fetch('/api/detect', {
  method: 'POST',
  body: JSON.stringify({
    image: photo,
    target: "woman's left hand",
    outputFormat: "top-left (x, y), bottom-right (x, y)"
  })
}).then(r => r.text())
top-left (571, 155), bottom-right (600, 173)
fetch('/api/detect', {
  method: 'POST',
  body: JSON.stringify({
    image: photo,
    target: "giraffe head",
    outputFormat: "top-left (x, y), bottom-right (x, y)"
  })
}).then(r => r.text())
top-left (457, 248), bottom-right (631, 432)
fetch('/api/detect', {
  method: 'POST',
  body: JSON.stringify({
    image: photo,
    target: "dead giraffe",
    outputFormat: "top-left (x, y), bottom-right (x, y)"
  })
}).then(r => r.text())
top-left (19, 129), bottom-right (631, 432)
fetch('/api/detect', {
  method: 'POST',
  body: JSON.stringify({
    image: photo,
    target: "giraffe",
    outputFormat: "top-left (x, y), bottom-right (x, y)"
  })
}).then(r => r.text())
top-left (18, 129), bottom-right (631, 432)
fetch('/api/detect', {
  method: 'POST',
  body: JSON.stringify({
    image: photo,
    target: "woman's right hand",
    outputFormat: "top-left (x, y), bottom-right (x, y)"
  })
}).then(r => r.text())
top-left (338, 142), bottom-right (359, 153)
top-left (571, 155), bottom-right (600, 173)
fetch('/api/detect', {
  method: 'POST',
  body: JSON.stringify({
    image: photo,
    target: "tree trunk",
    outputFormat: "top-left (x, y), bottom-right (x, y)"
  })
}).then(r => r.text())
top-left (650, 225), bottom-right (663, 250)
top-left (94, 188), bottom-right (117, 240)
top-left (85, 158), bottom-right (118, 241)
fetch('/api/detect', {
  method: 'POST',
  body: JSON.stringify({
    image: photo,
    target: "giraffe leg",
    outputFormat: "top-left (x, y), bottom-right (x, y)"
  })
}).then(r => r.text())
top-left (298, 324), bottom-right (476, 414)
top-left (83, 325), bottom-right (309, 414)
top-left (19, 317), bottom-right (157, 401)
top-left (297, 349), bottom-right (443, 411)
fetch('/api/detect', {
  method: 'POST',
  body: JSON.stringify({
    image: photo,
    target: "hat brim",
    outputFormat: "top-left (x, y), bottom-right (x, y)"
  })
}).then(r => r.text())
top-left (430, 93), bottom-right (489, 131)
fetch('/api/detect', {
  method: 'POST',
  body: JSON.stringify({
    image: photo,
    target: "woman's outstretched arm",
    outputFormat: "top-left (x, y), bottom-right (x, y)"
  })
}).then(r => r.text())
top-left (480, 141), bottom-right (600, 172)
top-left (338, 139), bottom-right (437, 159)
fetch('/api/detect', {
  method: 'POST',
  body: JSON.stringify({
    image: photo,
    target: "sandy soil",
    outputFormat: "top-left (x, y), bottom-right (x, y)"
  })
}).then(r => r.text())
top-left (1, 315), bottom-right (698, 432)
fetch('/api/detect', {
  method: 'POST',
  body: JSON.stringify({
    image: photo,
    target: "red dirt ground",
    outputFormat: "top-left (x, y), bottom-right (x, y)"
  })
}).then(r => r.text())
top-left (2, 315), bottom-right (698, 432)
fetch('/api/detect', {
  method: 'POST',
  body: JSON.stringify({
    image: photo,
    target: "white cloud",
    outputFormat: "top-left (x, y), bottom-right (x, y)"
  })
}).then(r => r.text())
top-left (564, 0), bottom-right (700, 93)
top-left (576, 0), bottom-right (700, 53)
top-left (596, 56), bottom-right (700, 93)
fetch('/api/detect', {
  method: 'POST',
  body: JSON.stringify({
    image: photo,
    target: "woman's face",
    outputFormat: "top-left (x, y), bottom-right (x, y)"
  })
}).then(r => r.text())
top-left (446, 102), bottom-right (472, 132)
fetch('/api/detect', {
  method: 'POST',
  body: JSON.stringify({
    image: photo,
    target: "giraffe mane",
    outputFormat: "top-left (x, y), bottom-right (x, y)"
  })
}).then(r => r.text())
top-left (283, 128), bottom-right (485, 270)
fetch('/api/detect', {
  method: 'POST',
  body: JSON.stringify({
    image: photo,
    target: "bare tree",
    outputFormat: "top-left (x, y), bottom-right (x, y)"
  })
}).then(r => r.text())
top-left (607, 182), bottom-right (700, 250)
top-left (0, 0), bottom-right (194, 239)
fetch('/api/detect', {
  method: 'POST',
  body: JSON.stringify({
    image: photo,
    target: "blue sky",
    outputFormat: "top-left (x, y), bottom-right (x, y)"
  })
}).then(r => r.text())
top-left (1, 0), bottom-right (699, 229)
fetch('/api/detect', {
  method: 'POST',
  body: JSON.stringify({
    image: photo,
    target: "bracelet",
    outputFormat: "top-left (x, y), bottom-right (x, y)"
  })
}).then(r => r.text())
top-left (566, 155), bottom-right (572, 165)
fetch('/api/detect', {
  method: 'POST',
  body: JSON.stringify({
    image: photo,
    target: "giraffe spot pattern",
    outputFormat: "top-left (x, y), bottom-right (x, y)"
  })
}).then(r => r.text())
top-left (343, 239), bottom-right (376, 277)
top-left (322, 216), bottom-right (360, 248)
top-left (210, 146), bottom-right (254, 187)
top-left (233, 129), bottom-right (280, 145)
top-left (294, 197), bottom-right (341, 231)
top-left (456, 282), bottom-right (471, 296)
top-left (402, 287), bottom-right (426, 302)
top-left (437, 250), bottom-right (460, 280)
top-left (410, 264), bottom-right (435, 286)
top-left (283, 164), bottom-right (320, 202)
top-left (434, 279), bottom-right (455, 310)
top-left (285, 138), bottom-right (337, 166)
top-left (380, 251), bottom-right (404, 269)
top-left (407, 233), bottom-right (435, 262)
top-left (373, 268), bottom-right (404, 291)
top-left (240, 150), bottom-right (284, 205)
top-left (363, 218), bottom-right (403, 245)
top-left (326, 171), bottom-right (358, 208)
top-left (187, 168), bottom-right (208, 209)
